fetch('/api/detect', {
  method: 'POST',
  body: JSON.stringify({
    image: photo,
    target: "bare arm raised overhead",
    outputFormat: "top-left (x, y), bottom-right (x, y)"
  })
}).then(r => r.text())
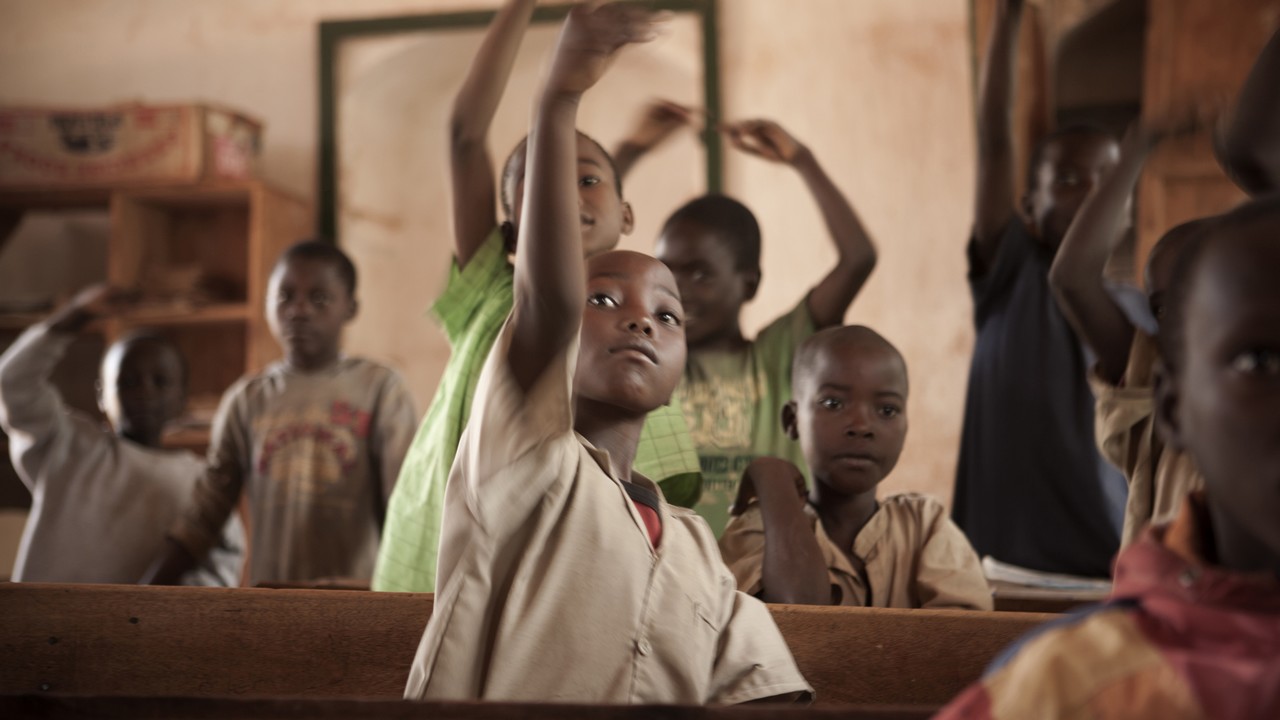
top-left (972, 0), bottom-right (1025, 271)
top-left (1048, 124), bottom-right (1159, 384)
top-left (509, 1), bottom-right (662, 392)
top-left (449, 0), bottom-right (537, 268)
top-left (1216, 26), bottom-right (1280, 197)
top-left (723, 119), bottom-right (877, 329)
top-left (613, 99), bottom-right (696, 180)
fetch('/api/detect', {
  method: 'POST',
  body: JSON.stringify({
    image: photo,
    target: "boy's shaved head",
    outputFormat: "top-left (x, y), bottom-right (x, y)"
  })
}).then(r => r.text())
top-left (793, 325), bottom-right (908, 395)
top-left (787, 325), bottom-right (909, 497)
top-left (576, 250), bottom-right (687, 415)
top-left (1156, 194), bottom-right (1280, 568)
top-left (1145, 216), bottom-right (1215, 322)
top-left (99, 331), bottom-right (188, 447)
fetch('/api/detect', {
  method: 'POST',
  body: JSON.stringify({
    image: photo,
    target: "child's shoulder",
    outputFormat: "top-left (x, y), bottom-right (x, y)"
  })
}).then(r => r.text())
top-left (878, 492), bottom-right (947, 516)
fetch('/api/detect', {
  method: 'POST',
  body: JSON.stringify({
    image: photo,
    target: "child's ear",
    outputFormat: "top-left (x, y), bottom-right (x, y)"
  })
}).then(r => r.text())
top-left (781, 400), bottom-right (800, 440)
top-left (1154, 359), bottom-right (1185, 451)
top-left (345, 297), bottom-right (359, 323)
top-left (621, 201), bottom-right (635, 236)
top-left (743, 269), bottom-right (761, 302)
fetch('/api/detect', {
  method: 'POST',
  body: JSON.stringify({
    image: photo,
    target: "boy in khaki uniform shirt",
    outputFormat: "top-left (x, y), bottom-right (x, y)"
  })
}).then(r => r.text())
top-left (719, 326), bottom-right (991, 610)
top-left (405, 3), bottom-right (810, 704)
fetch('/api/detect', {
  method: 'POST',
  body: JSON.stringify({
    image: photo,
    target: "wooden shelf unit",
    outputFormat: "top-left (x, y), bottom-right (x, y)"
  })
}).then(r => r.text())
top-left (0, 180), bottom-right (312, 460)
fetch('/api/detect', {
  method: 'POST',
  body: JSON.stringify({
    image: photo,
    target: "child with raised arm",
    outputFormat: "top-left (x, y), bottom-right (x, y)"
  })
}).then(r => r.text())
top-left (145, 241), bottom-right (416, 586)
top-left (374, 0), bottom-right (702, 594)
top-left (656, 119), bottom-right (877, 535)
top-left (936, 196), bottom-right (1280, 720)
top-left (0, 285), bottom-right (241, 585)
top-left (718, 326), bottom-right (991, 610)
top-left (405, 3), bottom-right (810, 704)
top-left (1049, 122), bottom-right (1209, 548)
top-left (951, 0), bottom-right (1129, 578)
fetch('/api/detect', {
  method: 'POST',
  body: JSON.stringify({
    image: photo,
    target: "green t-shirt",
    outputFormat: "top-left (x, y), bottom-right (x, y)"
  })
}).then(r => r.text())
top-left (678, 299), bottom-right (815, 536)
top-left (373, 230), bottom-right (702, 592)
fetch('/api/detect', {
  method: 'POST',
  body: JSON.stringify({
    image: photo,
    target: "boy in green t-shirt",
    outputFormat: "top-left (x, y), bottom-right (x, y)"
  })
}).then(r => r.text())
top-left (652, 120), bottom-right (878, 534)
top-left (373, 0), bottom-right (701, 593)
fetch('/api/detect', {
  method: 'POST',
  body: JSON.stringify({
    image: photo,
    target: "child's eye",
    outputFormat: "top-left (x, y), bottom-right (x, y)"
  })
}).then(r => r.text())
top-left (878, 405), bottom-right (901, 419)
top-left (1231, 349), bottom-right (1280, 376)
top-left (587, 293), bottom-right (617, 308)
top-left (580, 175), bottom-right (601, 188)
top-left (819, 397), bottom-right (842, 410)
top-left (657, 310), bottom-right (682, 327)
top-left (691, 269), bottom-right (709, 283)
top-left (311, 292), bottom-right (331, 307)
top-left (275, 291), bottom-right (293, 305)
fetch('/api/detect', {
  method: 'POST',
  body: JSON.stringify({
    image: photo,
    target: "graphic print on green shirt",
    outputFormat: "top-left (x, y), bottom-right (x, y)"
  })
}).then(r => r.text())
top-left (679, 300), bottom-right (815, 536)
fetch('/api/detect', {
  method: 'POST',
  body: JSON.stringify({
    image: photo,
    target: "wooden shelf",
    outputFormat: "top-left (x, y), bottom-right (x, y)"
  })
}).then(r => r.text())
top-left (118, 303), bottom-right (252, 326)
top-left (0, 180), bottom-right (263, 210)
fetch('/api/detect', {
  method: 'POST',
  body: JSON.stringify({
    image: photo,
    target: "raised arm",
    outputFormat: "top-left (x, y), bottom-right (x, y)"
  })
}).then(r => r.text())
top-left (723, 119), bottom-right (877, 329)
top-left (732, 457), bottom-right (830, 605)
top-left (1048, 124), bottom-right (1158, 384)
top-left (1216, 26), bottom-right (1280, 197)
top-left (612, 99), bottom-right (696, 180)
top-left (0, 286), bottom-right (136, 488)
top-left (972, 0), bottom-right (1025, 269)
top-left (508, 1), bottom-right (661, 392)
top-left (449, 0), bottom-right (538, 268)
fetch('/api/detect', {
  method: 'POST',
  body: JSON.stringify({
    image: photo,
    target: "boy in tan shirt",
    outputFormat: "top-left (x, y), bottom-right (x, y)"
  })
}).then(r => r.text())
top-left (719, 326), bottom-right (991, 610)
top-left (405, 2), bottom-right (810, 704)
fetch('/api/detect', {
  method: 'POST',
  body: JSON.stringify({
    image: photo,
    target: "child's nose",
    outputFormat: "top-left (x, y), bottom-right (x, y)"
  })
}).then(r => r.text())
top-left (845, 408), bottom-right (874, 437)
top-left (624, 315), bottom-right (654, 336)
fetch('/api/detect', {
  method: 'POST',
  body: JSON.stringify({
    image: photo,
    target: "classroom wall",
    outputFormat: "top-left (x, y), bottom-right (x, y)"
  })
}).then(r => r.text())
top-left (0, 0), bottom-right (976, 504)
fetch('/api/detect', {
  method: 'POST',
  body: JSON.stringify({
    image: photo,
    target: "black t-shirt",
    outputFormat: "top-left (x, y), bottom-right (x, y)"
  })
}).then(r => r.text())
top-left (952, 218), bottom-right (1125, 578)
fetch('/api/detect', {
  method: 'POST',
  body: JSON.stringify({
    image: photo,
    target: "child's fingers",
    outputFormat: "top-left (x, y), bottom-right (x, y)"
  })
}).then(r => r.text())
top-left (598, 3), bottom-right (667, 45)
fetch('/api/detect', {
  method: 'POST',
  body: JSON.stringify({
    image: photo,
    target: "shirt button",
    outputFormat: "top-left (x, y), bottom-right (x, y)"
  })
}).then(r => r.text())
top-left (637, 639), bottom-right (651, 656)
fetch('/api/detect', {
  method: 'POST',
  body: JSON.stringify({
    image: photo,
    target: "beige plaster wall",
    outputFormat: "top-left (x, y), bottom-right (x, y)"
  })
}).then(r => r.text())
top-left (0, 0), bottom-right (975, 505)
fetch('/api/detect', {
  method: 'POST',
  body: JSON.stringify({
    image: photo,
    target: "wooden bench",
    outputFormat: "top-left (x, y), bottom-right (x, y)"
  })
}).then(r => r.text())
top-left (0, 583), bottom-right (1051, 708)
top-left (0, 695), bottom-right (937, 719)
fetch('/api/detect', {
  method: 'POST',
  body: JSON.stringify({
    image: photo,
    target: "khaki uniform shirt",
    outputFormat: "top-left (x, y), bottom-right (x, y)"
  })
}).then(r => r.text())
top-left (405, 321), bottom-right (812, 704)
top-left (720, 494), bottom-right (993, 610)
top-left (1091, 330), bottom-right (1202, 547)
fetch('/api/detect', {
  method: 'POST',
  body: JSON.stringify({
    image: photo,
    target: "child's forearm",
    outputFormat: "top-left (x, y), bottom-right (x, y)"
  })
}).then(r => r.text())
top-left (450, 0), bottom-right (537, 145)
top-left (973, 0), bottom-right (1024, 257)
top-left (1217, 27), bottom-right (1280, 196)
top-left (793, 148), bottom-right (877, 329)
top-left (449, 0), bottom-right (538, 267)
top-left (756, 486), bottom-right (830, 605)
top-left (1049, 127), bottom-right (1151, 384)
top-left (746, 459), bottom-right (829, 605)
top-left (508, 92), bottom-right (588, 392)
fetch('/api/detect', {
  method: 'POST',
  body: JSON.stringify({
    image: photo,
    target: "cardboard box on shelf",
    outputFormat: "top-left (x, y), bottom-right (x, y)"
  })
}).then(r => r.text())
top-left (0, 103), bottom-right (261, 189)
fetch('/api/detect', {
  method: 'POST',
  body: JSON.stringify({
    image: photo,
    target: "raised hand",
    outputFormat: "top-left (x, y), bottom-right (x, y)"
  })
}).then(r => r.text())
top-left (722, 119), bottom-right (807, 165)
top-left (625, 99), bottom-right (696, 151)
top-left (545, 1), bottom-right (666, 98)
top-left (47, 284), bottom-right (141, 334)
